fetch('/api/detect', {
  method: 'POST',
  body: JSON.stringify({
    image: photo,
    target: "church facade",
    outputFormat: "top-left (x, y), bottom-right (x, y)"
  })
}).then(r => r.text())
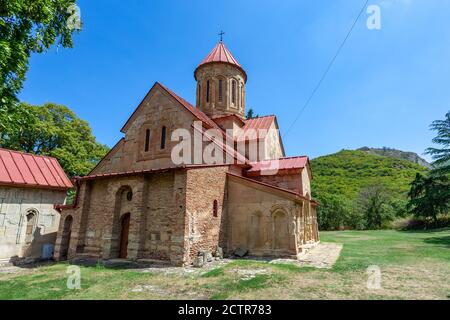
top-left (54, 41), bottom-right (319, 266)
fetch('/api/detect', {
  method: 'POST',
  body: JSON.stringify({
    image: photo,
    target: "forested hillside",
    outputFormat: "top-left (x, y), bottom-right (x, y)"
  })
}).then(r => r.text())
top-left (310, 150), bottom-right (429, 230)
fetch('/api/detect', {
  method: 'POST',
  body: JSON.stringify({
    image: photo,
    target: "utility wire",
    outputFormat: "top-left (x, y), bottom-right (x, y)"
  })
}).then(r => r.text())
top-left (283, 0), bottom-right (370, 137)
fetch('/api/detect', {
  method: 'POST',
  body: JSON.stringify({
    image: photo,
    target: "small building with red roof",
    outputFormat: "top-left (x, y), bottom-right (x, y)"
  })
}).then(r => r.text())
top-left (0, 148), bottom-right (72, 262)
top-left (54, 40), bottom-right (319, 266)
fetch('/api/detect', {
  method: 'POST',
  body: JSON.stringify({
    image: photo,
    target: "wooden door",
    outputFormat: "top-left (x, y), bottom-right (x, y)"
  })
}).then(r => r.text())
top-left (119, 213), bottom-right (130, 259)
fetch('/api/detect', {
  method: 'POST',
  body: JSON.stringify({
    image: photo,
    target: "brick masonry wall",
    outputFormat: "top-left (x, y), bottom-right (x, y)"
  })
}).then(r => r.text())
top-left (184, 166), bottom-right (229, 264)
top-left (55, 171), bottom-right (189, 266)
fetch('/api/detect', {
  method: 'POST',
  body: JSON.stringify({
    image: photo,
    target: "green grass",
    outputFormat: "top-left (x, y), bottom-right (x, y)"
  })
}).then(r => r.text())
top-left (321, 228), bottom-right (450, 272)
top-left (201, 268), bottom-right (225, 278)
top-left (1, 229), bottom-right (449, 300)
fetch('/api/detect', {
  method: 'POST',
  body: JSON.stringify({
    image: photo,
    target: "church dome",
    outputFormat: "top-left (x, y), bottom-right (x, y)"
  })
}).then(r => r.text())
top-left (195, 41), bottom-right (247, 82)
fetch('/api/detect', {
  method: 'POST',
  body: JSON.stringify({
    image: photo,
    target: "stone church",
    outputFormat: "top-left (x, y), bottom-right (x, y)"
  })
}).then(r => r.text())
top-left (54, 41), bottom-right (319, 266)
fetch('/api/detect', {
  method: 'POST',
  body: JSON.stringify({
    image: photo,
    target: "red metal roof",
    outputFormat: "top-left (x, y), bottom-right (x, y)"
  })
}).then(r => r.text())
top-left (236, 115), bottom-right (276, 141)
top-left (0, 148), bottom-right (73, 190)
top-left (246, 156), bottom-right (309, 174)
top-left (195, 42), bottom-right (247, 81)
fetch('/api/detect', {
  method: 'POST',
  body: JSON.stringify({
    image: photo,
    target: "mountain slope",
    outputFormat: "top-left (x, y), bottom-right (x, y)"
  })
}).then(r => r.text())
top-left (311, 150), bottom-right (429, 201)
top-left (358, 147), bottom-right (431, 169)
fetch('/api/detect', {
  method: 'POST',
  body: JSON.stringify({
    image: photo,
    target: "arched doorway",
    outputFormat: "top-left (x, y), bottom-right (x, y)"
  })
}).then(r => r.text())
top-left (60, 215), bottom-right (73, 261)
top-left (111, 186), bottom-right (133, 258)
top-left (119, 213), bottom-right (130, 259)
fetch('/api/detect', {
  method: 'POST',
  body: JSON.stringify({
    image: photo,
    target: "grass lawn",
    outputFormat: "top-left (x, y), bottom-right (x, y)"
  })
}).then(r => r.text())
top-left (0, 229), bottom-right (449, 300)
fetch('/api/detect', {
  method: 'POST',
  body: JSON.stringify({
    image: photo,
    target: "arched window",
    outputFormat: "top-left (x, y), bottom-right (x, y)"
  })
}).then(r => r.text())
top-left (218, 79), bottom-right (223, 102)
top-left (160, 126), bottom-right (166, 149)
top-left (206, 80), bottom-right (210, 103)
top-left (25, 210), bottom-right (37, 244)
top-left (213, 200), bottom-right (218, 217)
top-left (126, 191), bottom-right (133, 201)
top-left (232, 80), bottom-right (237, 104)
top-left (144, 129), bottom-right (150, 152)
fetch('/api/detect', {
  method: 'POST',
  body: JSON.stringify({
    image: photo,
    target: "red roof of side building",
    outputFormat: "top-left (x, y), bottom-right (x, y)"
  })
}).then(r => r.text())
top-left (195, 41), bottom-right (247, 82)
top-left (235, 115), bottom-right (276, 141)
top-left (246, 156), bottom-right (310, 176)
top-left (0, 148), bottom-right (73, 190)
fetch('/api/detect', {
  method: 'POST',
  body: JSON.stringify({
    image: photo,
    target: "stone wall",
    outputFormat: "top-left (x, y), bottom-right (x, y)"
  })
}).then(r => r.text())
top-left (91, 87), bottom-right (196, 175)
top-left (247, 165), bottom-right (312, 198)
top-left (227, 175), bottom-right (318, 258)
top-left (262, 121), bottom-right (284, 160)
top-left (249, 174), bottom-right (302, 195)
top-left (195, 63), bottom-right (246, 119)
top-left (0, 186), bottom-right (66, 261)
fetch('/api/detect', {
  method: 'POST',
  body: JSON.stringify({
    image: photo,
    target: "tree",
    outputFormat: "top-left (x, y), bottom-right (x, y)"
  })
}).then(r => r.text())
top-left (407, 173), bottom-right (450, 225)
top-left (0, 0), bottom-right (81, 108)
top-left (246, 108), bottom-right (259, 119)
top-left (407, 111), bottom-right (450, 227)
top-left (0, 102), bottom-right (109, 177)
top-left (354, 185), bottom-right (394, 230)
top-left (316, 193), bottom-right (351, 231)
top-left (426, 110), bottom-right (450, 175)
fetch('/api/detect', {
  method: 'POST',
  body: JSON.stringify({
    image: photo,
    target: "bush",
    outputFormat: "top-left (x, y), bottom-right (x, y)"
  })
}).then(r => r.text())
top-left (392, 215), bottom-right (450, 230)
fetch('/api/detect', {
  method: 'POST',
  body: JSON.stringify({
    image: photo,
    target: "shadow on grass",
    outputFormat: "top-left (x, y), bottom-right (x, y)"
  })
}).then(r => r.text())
top-left (399, 227), bottom-right (450, 234)
top-left (422, 236), bottom-right (450, 248)
top-left (64, 259), bottom-right (174, 271)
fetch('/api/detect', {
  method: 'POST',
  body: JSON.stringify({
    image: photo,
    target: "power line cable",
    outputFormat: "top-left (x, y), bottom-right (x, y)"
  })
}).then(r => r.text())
top-left (283, 0), bottom-right (370, 137)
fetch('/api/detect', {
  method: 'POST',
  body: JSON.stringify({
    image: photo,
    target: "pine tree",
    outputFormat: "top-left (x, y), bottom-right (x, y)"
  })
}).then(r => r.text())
top-left (426, 111), bottom-right (450, 174)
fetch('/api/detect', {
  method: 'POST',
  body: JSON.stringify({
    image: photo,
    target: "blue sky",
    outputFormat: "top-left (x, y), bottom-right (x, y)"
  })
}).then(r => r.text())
top-left (19, 0), bottom-right (450, 161)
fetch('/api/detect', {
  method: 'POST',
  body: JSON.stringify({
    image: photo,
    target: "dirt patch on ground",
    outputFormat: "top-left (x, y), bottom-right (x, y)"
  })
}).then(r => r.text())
top-left (229, 268), bottom-right (272, 280)
top-left (133, 259), bottom-right (231, 277)
top-left (271, 243), bottom-right (343, 269)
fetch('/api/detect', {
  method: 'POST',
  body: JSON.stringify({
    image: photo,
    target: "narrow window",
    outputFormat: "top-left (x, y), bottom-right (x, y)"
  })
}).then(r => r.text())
top-left (160, 126), bottom-right (166, 149)
top-left (25, 211), bottom-right (37, 244)
top-left (206, 80), bottom-right (210, 103)
top-left (213, 200), bottom-right (218, 217)
top-left (232, 80), bottom-right (236, 104)
top-left (236, 83), bottom-right (240, 107)
top-left (218, 79), bottom-right (223, 102)
top-left (144, 129), bottom-right (150, 152)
